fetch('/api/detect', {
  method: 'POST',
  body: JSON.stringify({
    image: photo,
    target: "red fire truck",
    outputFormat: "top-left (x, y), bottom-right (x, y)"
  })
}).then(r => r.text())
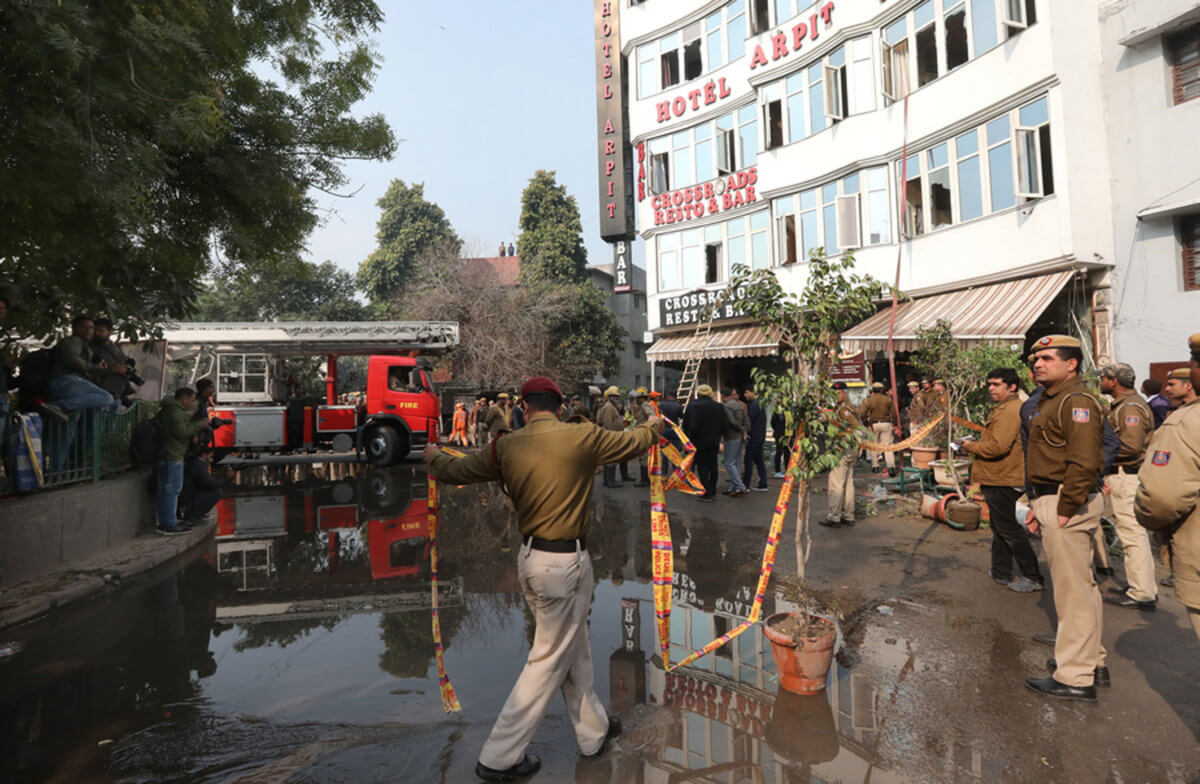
top-left (164, 321), bottom-right (458, 464)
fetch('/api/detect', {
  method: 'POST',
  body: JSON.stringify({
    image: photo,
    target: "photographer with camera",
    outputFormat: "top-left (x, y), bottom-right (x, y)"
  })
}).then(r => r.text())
top-left (49, 316), bottom-right (119, 416)
top-left (91, 318), bottom-right (143, 403)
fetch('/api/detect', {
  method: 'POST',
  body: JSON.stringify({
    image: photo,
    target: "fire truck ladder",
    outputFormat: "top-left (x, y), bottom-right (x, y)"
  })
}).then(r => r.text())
top-left (676, 292), bottom-right (728, 407)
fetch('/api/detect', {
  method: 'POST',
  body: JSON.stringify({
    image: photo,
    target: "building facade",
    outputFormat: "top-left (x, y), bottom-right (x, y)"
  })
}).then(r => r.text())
top-left (597, 0), bottom-right (1200, 387)
top-left (591, 262), bottom-right (684, 392)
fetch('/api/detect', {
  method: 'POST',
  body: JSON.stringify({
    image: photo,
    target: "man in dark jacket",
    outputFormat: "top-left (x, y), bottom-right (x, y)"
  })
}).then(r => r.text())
top-left (742, 387), bottom-right (768, 490)
top-left (659, 393), bottom-right (684, 423)
top-left (771, 408), bottom-right (790, 477)
top-left (157, 388), bottom-right (210, 535)
top-left (179, 447), bottom-right (230, 525)
top-left (683, 385), bottom-right (724, 502)
top-left (91, 318), bottom-right (136, 401)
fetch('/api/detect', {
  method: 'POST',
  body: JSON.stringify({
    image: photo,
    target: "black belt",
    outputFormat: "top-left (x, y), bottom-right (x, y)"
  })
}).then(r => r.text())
top-left (1028, 482), bottom-right (1060, 499)
top-left (1106, 465), bottom-right (1139, 475)
top-left (523, 535), bottom-right (586, 553)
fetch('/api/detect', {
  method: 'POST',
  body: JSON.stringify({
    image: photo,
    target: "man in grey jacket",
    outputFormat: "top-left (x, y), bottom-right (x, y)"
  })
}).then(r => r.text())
top-left (722, 388), bottom-right (749, 496)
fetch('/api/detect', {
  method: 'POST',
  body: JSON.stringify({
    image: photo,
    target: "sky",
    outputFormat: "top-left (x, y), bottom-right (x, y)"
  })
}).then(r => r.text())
top-left (304, 0), bottom-right (628, 274)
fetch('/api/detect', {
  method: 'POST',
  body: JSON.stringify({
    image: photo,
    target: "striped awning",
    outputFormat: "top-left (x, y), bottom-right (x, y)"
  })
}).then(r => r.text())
top-left (647, 324), bottom-right (779, 362)
top-left (839, 271), bottom-right (1076, 352)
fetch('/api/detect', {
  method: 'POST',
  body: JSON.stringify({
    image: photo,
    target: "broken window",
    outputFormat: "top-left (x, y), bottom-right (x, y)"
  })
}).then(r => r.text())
top-left (661, 49), bottom-right (680, 88)
top-left (651, 152), bottom-right (670, 194)
top-left (1181, 215), bottom-right (1200, 291)
top-left (915, 21), bottom-right (939, 86)
top-left (901, 153), bottom-right (924, 237)
top-left (705, 243), bottom-right (722, 282)
top-left (944, 2), bottom-right (969, 71)
top-left (928, 143), bottom-right (953, 229)
top-left (683, 21), bottom-right (703, 81)
top-left (763, 81), bottom-right (784, 149)
top-left (751, 0), bottom-right (770, 35)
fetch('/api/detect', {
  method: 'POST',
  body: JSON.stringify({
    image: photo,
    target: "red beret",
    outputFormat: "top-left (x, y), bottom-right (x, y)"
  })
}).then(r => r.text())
top-left (520, 376), bottom-right (563, 401)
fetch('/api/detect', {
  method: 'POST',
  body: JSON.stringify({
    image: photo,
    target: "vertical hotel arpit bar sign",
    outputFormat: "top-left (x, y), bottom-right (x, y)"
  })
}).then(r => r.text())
top-left (595, 0), bottom-right (635, 255)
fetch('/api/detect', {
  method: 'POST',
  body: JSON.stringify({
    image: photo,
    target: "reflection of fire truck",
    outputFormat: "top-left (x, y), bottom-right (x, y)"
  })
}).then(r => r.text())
top-left (215, 465), bottom-right (435, 587)
top-left (164, 321), bottom-right (458, 464)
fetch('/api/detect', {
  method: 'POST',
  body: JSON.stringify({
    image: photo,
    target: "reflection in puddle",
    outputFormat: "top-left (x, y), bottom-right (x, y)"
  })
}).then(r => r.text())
top-left (3, 460), bottom-right (1159, 783)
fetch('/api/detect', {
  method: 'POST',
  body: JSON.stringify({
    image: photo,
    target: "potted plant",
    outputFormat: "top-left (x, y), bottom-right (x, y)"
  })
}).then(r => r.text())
top-left (727, 250), bottom-right (886, 580)
top-left (763, 611), bottom-right (838, 694)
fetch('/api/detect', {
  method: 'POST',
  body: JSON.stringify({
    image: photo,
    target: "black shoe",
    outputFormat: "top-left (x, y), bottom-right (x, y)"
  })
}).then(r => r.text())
top-left (1096, 567), bottom-right (1116, 577)
top-left (753, 484), bottom-right (769, 491)
top-left (475, 753), bottom-right (542, 782)
top-left (1105, 585), bottom-right (1130, 596)
top-left (1161, 574), bottom-right (1176, 588)
top-left (841, 518), bottom-right (856, 527)
top-left (582, 716), bottom-right (622, 758)
top-left (156, 525), bottom-right (187, 536)
top-left (697, 495), bottom-right (716, 503)
top-left (1047, 659), bottom-right (1111, 687)
top-left (1102, 592), bottom-right (1156, 610)
top-left (820, 519), bottom-right (843, 528)
top-left (1031, 632), bottom-right (1056, 646)
top-left (1024, 677), bottom-right (1097, 703)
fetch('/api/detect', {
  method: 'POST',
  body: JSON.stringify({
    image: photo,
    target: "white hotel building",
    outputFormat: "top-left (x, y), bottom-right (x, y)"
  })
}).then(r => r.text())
top-left (595, 0), bottom-right (1200, 388)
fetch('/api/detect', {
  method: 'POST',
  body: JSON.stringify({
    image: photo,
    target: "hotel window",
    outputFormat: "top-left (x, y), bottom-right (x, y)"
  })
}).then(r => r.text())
top-left (760, 37), bottom-right (874, 148)
top-left (823, 47), bottom-right (848, 123)
top-left (637, 1), bottom-right (748, 98)
top-left (1168, 24), bottom-right (1200, 105)
top-left (647, 106), bottom-right (758, 193)
top-left (1182, 216), bottom-right (1200, 291)
top-left (897, 95), bottom-right (1050, 236)
top-left (763, 82), bottom-right (785, 149)
top-left (655, 211), bottom-right (769, 292)
top-left (737, 105), bottom-right (759, 169)
top-left (751, 0), bottom-right (770, 35)
top-left (1002, 0), bottom-right (1037, 37)
top-left (882, 0), bottom-right (1034, 104)
top-left (1015, 96), bottom-right (1053, 199)
top-left (649, 136), bottom-right (670, 193)
top-left (773, 167), bottom-right (889, 262)
top-left (901, 153), bottom-right (924, 237)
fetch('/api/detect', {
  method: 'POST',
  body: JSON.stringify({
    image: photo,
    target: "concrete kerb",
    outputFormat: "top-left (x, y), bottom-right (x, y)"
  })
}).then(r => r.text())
top-left (0, 520), bottom-right (215, 630)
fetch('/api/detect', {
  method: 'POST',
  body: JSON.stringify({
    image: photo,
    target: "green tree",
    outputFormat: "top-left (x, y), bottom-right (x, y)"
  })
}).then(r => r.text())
top-left (193, 258), bottom-right (366, 322)
top-left (517, 171), bottom-right (588, 284)
top-left (359, 180), bottom-right (459, 307)
top-left (0, 0), bottom-right (396, 342)
top-left (513, 171), bottom-right (624, 383)
top-left (728, 251), bottom-right (885, 579)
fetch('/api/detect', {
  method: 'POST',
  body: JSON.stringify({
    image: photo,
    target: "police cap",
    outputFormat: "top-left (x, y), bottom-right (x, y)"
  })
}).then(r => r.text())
top-left (696, 384), bottom-right (714, 397)
top-left (1100, 363), bottom-right (1135, 387)
top-left (518, 377), bottom-right (562, 402)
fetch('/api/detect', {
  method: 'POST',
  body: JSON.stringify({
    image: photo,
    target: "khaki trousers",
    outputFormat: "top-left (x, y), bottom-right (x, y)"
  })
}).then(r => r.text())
top-left (1032, 492), bottom-right (1106, 687)
top-left (870, 423), bottom-right (895, 470)
top-left (826, 452), bottom-right (856, 522)
top-left (479, 543), bottom-right (608, 770)
top-left (1107, 472), bottom-right (1158, 602)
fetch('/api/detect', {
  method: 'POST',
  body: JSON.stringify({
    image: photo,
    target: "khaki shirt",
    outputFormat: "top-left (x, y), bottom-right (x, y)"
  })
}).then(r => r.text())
top-left (484, 404), bottom-right (510, 438)
top-left (1107, 390), bottom-right (1154, 468)
top-left (907, 391), bottom-right (928, 424)
top-left (966, 397), bottom-right (1024, 487)
top-left (429, 412), bottom-right (660, 540)
top-left (860, 392), bottom-right (893, 424)
top-left (1026, 377), bottom-right (1104, 518)
top-left (1135, 398), bottom-right (1200, 609)
top-left (596, 399), bottom-right (623, 431)
top-left (633, 400), bottom-right (655, 425)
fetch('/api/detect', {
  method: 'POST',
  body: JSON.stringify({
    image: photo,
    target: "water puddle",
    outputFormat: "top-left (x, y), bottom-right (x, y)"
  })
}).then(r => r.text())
top-left (1, 461), bottom-right (1195, 782)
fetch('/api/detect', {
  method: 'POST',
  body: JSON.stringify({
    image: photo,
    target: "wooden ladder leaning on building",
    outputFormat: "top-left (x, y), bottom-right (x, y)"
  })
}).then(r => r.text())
top-left (675, 291), bottom-right (729, 407)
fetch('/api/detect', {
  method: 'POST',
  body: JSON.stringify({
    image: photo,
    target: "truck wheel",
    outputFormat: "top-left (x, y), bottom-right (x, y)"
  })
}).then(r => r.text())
top-left (365, 424), bottom-right (407, 465)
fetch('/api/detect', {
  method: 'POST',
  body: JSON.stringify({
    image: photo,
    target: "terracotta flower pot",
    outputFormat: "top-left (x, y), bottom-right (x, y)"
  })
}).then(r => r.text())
top-left (945, 499), bottom-right (982, 530)
top-left (763, 612), bottom-right (837, 695)
top-left (910, 446), bottom-right (939, 469)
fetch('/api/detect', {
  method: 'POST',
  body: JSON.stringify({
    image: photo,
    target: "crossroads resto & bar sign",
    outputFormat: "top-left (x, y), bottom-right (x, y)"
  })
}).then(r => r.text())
top-left (659, 286), bottom-right (749, 328)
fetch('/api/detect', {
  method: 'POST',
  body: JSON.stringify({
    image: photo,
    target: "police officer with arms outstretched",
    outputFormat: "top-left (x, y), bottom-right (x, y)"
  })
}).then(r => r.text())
top-left (425, 376), bottom-right (663, 781)
top-left (1023, 335), bottom-right (1108, 703)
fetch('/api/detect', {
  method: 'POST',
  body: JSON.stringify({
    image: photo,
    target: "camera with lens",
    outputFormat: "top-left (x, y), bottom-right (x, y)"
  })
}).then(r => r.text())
top-left (123, 357), bottom-right (146, 387)
top-left (210, 416), bottom-right (234, 429)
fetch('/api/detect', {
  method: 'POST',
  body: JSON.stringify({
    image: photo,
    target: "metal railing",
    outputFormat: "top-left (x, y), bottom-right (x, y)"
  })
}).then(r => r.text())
top-left (2, 403), bottom-right (153, 494)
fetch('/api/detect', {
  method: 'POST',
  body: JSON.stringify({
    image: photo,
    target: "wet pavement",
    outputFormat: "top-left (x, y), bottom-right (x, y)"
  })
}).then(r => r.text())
top-left (1, 460), bottom-right (1198, 783)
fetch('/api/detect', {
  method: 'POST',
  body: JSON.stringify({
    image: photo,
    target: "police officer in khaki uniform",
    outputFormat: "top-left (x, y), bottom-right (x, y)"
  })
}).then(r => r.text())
top-left (485, 393), bottom-right (512, 442)
top-left (632, 387), bottom-right (656, 488)
top-left (596, 386), bottom-right (624, 488)
top-left (860, 382), bottom-right (895, 475)
top-left (1024, 335), bottom-right (1108, 703)
top-left (823, 382), bottom-right (862, 528)
top-left (1098, 363), bottom-right (1158, 609)
top-left (1136, 360), bottom-right (1200, 642)
top-left (426, 377), bottom-right (663, 781)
